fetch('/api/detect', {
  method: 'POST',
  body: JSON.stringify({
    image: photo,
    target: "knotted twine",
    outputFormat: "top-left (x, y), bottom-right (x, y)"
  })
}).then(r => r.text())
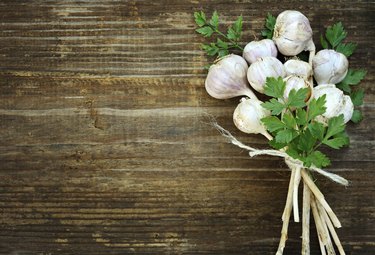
top-left (213, 123), bottom-right (349, 186)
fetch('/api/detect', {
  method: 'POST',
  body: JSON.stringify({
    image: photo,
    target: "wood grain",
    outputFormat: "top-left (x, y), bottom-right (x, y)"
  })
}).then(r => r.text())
top-left (0, 0), bottom-right (374, 254)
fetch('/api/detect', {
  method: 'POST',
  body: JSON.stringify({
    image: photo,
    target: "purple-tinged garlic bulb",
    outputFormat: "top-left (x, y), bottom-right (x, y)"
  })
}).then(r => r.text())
top-left (313, 84), bottom-right (354, 124)
top-left (247, 56), bottom-right (286, 93)
top-left (243, 39), bottom-right (278, 64)
top-left (312, 49), bottom-right (349, 85)
top-left (233, 98), bottom-right (272, 139)
top-left (283, 75), bottom-right (312, 102)
top-left (284, 59), bottom-right (313, 80)
top-left (205, 54), bottom-right (257, 100)
top-left (273, 10), bottom-right (315, 57)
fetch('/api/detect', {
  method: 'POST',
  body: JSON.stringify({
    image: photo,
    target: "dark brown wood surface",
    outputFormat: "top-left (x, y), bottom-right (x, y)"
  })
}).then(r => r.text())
top-left (0, 1), bottom-right (374, 254)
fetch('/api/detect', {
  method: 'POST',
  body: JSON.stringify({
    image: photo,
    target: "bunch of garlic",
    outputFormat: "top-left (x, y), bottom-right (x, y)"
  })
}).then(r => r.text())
top-left (201, 10), bottom-right (360, 255)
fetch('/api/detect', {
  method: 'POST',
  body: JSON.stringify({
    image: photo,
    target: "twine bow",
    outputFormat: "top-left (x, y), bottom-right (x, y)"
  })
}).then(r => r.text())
top-left (214, 123), bottom-right (349, 186)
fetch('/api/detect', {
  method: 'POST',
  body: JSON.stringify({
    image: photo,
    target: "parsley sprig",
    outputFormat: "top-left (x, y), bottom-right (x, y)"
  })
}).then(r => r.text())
top-left (261, 13), bottom-right (276, 39)
top-left (320, 22), bottom-right (367, 123)
top-left (261, 77), bottom-right (350, 168)
top-left (194, 11), bottom-right (244, 58)
top-left (320, 22), bottom-right (356, 57)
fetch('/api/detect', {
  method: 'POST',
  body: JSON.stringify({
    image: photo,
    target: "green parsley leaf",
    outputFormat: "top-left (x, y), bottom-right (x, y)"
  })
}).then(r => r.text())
top-left (325, 114), bottom-right (345, 139)
top-left (351, 109), bottom-right (363, 123)
top-left (308, 122), bottom-right (325, 141)
top-left (275, 129), bottom-right (298, 144)
top-left (336, 42), bottom-right (357, 57)
top-left (320, 34), bottom-right (329, 49)
top-left (269, 139), bottom-right (287, 150)
top-left (233, 15), bottom-right (243, 35)
top-left (196, 26), bottom-right (214, 37)
top-left (218, 49), bottom-right (229, 57)
top-left (227, 15), bottom-right (243, 41)
top-left (294, 108), bottom-right (307, 126)
top-left (337, 69), bottom-right (367, 93)
top-left (209, 11), bottom-right (219, 29)
top-left (202, 43), bottom-right (218, 56)
top-left (350, 89), bottom-right (364, 106)
top-left (323, 134), bottom-right (349, 149)
top-left (286, 148), bottom-right (302, 161)
top-left (282, 113), bottom-right (297, 129)
top-left (261, 13), bottom-right (276, 39)
top-left (326, 22), bottom-right (347, 48)
top-left (194, 11), bottom-right (207, 27)
top-left (304, 150), bottom-right (331, 168)
top-left (307, 95), bottom-right (326, 121)
top-left (287, 88), bottom-right (308, 108)
top-left (264, 77), bottom-right (285, 98)
top-left (261, 99), bottom-right (285, 115)
top-left (297, 129), bottom-right (317, 152)
top-left (261, 116), bottom-right (286, 132)
top-left (216, 38), bottom-right (228, 49)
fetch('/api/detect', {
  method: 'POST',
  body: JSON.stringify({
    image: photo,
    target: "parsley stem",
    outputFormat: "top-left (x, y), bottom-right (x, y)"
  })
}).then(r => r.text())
top-left (213, 27), bottom-right (244, 51)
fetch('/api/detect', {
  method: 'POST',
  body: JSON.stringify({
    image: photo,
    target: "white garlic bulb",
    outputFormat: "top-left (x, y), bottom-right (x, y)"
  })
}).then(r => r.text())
top-left (233, 98), bottom-right (271, 138)
top-left (284, 59), bottom-right (313, 80)
top-left (247, 56), bottom-right (286, 93)
top-left (243, 39), bottom-right (278, 64)
top-left (312, 49), bottom-right (349, 85)
top-left (273, 10), bottom-right (315, 57)
top-left (283, 75), bottom-right (312, 101)
top-left (205, 54), bottom-right (258, 100)
top-left (313, 84), bottom-right (353, 124)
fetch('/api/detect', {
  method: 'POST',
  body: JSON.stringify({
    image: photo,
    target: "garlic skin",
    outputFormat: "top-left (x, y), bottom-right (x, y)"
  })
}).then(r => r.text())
top-left (243, 39), bottom-right (278, 64)
top-left (313, 84), bottom-right (353, 124)
top-left (283, 75), bottom-right (312, 101)
top-left (247, 56), bottom-right (286, 93)
top-left (337, 95), bottom-right (354, 123)
top-left (284, 59), bottom-right (312, 80)
top-left (312, 49), bottom-right (349, 85)
top-left (205, 54), bottom-right (257, 100)
top-left (273, 10), bottom-right (314, 56)
top-left (233, 98), bottom-right (271, 135)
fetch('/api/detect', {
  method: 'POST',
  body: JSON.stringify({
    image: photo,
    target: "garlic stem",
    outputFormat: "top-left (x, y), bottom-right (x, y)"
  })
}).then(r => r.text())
top-left (301, 169), bottom-right (342, 228)
top-left (293, 167), bottom-right (301, 222)
top-left (307, 41), bottom-right (316, 86)
top-left (276, 167), bottom-right (295, 255)
top-left (319, 201), bottom-right (346, 255)
top-left (245, 89), bottom-right (258, 101)
top-left (311, 196), bottom-right (327, 255)
top-left (262, 131), bottom-right (273, 141)
top-left (301, 182), bottom-right (311, 255)
top-left (316, 199), bottom-right (336, 255)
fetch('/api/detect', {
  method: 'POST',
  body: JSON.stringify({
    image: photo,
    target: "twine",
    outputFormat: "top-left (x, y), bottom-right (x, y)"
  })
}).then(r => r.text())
top-left (213, 123), bottom-right (349, 186)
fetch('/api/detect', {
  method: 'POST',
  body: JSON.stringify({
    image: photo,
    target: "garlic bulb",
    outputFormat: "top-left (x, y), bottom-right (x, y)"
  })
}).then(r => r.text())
top-left (243, 39), bottom-right (278, 64)
top-left (283, 75), bottom-right (312, 101)
top-left (273, 10), bottom-right (315, 58)
top-left (313, 84), bottom-right (353, 123)
top-left (247, 56), bottom-right (286, 93)
top-left (284, 59), bottom-right (312, 80)
top-left (205, 54), bottom-right (258, 100)
top-left (312, 49), bottom-right (349, 85)
top-left (233, 98), bottom-right (272, 139)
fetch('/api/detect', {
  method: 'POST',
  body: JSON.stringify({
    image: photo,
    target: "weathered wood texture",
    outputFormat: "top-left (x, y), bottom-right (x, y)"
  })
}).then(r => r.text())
top-left (0, 0), bottom-right (374, 254)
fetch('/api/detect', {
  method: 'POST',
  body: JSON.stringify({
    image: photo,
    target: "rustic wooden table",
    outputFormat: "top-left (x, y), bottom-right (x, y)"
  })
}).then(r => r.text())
top-left (0, 1), bottom-right (374, 254)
